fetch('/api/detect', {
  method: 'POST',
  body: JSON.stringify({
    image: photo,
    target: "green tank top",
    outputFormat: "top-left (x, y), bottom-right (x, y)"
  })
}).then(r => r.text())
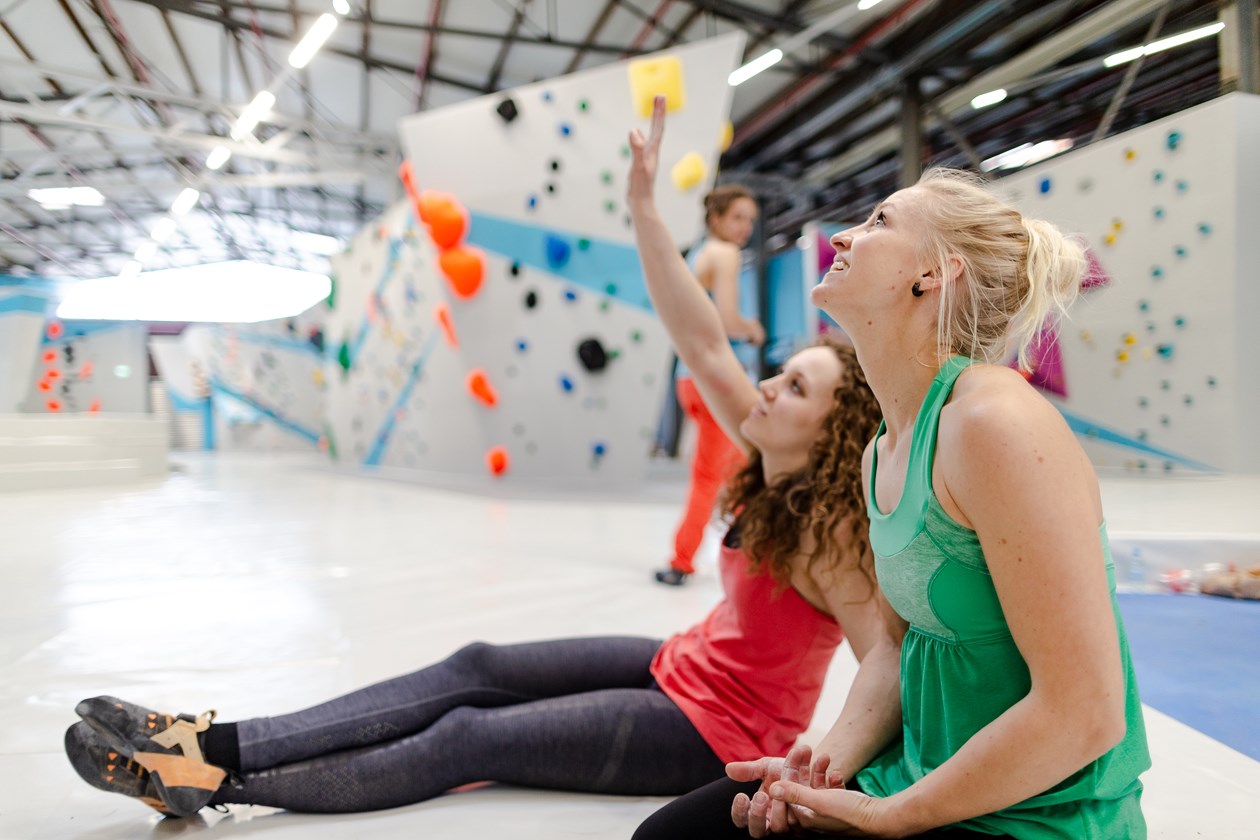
top-left (857, 357), bottom-right (1150, 839)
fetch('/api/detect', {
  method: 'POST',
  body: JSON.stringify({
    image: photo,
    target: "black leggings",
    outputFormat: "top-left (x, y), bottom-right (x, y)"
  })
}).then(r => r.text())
top-left (634, 777), bottom-right (1012, 839)
top-left (209, 637), bottom-right (725, 813)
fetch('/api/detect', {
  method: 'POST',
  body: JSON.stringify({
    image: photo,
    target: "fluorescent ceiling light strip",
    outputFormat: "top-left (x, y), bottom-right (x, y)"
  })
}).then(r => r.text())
top-left (289, 13), bottom-right (339, 69)
top-left (1104, 21), bottom-right (1225, 68)
top-left (232, 90), bottom-right (276, 140)
top-left (57, 260), bottom-right (332, 323)
top-left (729, 49), bottom-right (783, 86)
top-left (171, 188), bottom-right (201, 216)
top-left (28, 186), bottom-right (105, 209)
top-left (857, 0), bottom-right (886, 10)
top-left (150, 217), bottom-right (177, 243)
top-left (970, 88), bottom-right (1008, 109)
top-left (1145, 21), bottom-right (1225, 54)
top-left (205, 145), bottom-right (231, 170)
top-left (333, 0), bottom-right (350, 15)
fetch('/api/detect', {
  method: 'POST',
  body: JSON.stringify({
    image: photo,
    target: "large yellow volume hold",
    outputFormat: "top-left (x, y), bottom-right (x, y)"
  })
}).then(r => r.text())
top-left (628, 55), bottom-right (685, 118)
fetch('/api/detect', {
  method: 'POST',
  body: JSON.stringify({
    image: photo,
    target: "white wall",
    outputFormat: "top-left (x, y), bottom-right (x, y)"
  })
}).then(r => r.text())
top-left (995, 93), bottom-right (1260, 474)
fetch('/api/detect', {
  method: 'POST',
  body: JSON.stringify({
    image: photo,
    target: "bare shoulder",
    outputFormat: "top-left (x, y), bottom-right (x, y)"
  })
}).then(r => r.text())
top-left (939, 363), bottom-right (1071, 455)
top-left (935, 363), bottom-right (1098, 519)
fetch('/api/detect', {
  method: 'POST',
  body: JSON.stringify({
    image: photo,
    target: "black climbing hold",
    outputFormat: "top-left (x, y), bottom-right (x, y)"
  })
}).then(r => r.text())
top-left (510, 260), bottom-right (521, 277)
top-left (495, 97), bottom-right (519, 123)
top-left (577, 338), bottom-right (609, 372)
top-left (525, 290), bottom-right (539, 309)
top-left (549, 158), bottom-right (561, 172)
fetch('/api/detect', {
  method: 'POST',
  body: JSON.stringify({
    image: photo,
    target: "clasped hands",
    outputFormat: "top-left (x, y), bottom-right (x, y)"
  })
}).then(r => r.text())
top-left (725, 744), bottom-right (897, 838)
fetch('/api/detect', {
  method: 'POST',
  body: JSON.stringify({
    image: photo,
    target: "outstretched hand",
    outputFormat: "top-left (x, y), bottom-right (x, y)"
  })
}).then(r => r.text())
top-left (627, 94), bottom-right (667, 211)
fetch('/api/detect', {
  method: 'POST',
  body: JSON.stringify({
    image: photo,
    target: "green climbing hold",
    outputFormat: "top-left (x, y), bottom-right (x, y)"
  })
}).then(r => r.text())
top-left (604, 282), bottom-right (617, 295)
top-left (326, 276), bottom-right (337, 309)
top-left (601, 171), bottom-right (613, 185)
top-left (577, 238), bottom-right (591, 250)
top-left (630, 330), bottom-right (642, 343)
top-left (337, 340), bottom-right (352, 372)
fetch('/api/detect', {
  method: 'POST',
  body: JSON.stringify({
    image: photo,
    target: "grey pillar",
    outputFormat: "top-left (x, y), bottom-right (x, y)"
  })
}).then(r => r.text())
top-left (1240, 0), bottom-right (1259, 94)
top-left (900, 76), bottom-right (923, 188)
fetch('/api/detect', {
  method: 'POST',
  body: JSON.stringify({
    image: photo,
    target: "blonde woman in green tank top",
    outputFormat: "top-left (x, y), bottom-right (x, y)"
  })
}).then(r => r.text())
top-left (719, 169), bottom-right (1151, 838)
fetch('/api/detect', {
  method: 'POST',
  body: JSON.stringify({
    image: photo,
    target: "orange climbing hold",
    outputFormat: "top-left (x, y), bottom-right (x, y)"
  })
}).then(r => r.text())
top-left (425, 196), bottom-right (468, 250)
top-left (399, 159), bottom-right (420, 202)
top-left (46, 399), bottom-right (62, 412)
top-left (79, 360), bottom-right (94, 379)
top-left (88, 399), bottom-right (102, 413)
top-left (439, 245), bottom-right (485, 299)
top-left (466, 369), bottom-right (498, 408)
top-left (47, 322), bottom-right (63, 339)
top-left (434, 303), bottom-right (458, 347)
top-left (42, 350), bottom-right (56, 363)
top-left (485, 446), bottom-right (510, 477)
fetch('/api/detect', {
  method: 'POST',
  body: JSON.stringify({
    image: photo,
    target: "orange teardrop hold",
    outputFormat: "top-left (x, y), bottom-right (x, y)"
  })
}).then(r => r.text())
top-left (439, 245), bottom-right (485, 299)
top-left (466, 369), bottom-right (498, 407)
top-left (426, 198), bottom-right (468, 251)
top-left (485, 446), bottom-right (509, 477)
top-left (434, 303), bottom-right (458, 348)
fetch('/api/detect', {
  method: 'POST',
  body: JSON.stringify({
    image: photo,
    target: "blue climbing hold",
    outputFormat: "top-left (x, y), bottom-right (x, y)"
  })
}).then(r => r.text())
top-left (527, 194), bottom-right (539, 210)
top-left (1166, 131), bottom-right (1181, 150)
top-left (1156, 344), bottom-right (1174, 359)
top-left (1151, 266), bottom-right (1163, 279)
top-left (1174, 245), bottom-right (1186, 258)
top-left (592, 442), bottom-right (607, 458)
top-left (1153, 206), bottom-right (1164, 219)
top-left (1038, 178), bottom-right (1052, 195)
top-left (559, 375), bottom-right (574, 393)
top-left (1153, 170), bottom-right (1164, 183)
top-left (563, 289), bottom-right (578, 302)
top-left (545, 235), bottom-right (571, 268)
top-left (516, 339), bottom-right (528, 352)
top-left (1198, 222), bottom-right (1211, 236)
top-left (559, 122), bottom-right (573, 137)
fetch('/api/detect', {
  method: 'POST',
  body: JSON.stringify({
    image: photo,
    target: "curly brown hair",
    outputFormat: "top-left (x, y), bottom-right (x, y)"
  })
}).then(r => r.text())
top-left (720, 336), bottom-right (882, 593)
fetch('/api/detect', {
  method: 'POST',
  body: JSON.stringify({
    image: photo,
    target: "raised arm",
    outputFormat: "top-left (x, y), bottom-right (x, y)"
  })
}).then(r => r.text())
top-left (628, 96), bottom-right (759, 446)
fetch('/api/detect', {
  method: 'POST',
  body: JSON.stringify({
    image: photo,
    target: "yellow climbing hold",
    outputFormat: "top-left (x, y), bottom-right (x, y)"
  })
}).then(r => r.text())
top-left (671, 152), bottom-right (707, 192)
top-left (628, 55), bottom-right (685, 118)
top-left (719, 121), bottom-right (734, 153)
top-left (1124, 333), bottom-right (1137, 345)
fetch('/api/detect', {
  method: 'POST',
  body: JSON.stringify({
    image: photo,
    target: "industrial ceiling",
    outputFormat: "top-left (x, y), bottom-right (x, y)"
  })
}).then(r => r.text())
top-left (0, 0), bottom-right (1240, 280)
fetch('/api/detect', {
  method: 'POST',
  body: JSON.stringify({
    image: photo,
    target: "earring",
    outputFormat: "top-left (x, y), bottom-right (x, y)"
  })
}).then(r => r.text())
top-left (912, 281), bottom-right (924, 297)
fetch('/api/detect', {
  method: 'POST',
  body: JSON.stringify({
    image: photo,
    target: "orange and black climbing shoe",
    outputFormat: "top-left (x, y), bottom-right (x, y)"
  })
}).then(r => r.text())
top-left (75, 696), bottom-right (226, 818)
top-left (64, 721), bottom-right (173, 816)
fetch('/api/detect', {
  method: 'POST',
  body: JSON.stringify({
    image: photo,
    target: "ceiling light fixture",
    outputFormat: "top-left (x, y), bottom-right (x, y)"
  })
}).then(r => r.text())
top-left (205, 145), bottom-right (231, 170)
top-left (57, 261), bottom-right (333, 323)
top-left (150, 217), bottom-right (177, 243)
top-left (289, 13), bottom-right (339, 69)
top-left (133, 241), bottom-right (158, 262)
top-left (981, 138), bottom-right (1074, 172)
top-left (28, 186), bottom-right (105, 210)
top-left (332, 0), bottom-right (350, 14)
top-left (231, 90), bottom-right (276, 140)
top-left (171, 188), bottom-right (201, 216)
top-left (729, 49), bottom-right (783, 86)
top-left (1104, 22), bottom-right (1225, 68)
top-left (970, 88), bottom-right (1008, 109)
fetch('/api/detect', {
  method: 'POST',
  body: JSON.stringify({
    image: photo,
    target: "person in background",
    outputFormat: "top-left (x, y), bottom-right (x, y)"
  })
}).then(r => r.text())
top-left (656, 183), bottom-right (766, 587)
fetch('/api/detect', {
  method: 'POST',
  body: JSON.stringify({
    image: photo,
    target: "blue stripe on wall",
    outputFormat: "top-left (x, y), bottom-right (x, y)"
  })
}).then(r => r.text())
top-left (363, 330), bottom-right (441, 467)
top-left (209, 378), bottom-right (320, 444)
top-left (464, 212), bottom-right (652, 311)
top-left (0, 294), bottom-right (50, 315)
top-left (1057, 407), bottom-right (1217, 471)
top-left (210, 326), bottom-right (324, 360)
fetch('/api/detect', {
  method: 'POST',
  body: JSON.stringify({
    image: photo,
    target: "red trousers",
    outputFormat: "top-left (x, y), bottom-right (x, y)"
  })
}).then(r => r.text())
top-left (671, 378), bottom-right (745, 574)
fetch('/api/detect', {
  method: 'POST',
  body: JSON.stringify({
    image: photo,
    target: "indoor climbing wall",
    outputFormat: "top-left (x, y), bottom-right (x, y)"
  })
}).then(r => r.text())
top-left (994, 92), bottom-right (1260, 474)
top-left (19, 320), bottom-right (148, 415)
top-left (178, 321), bottom-right (326, 451)
top-left (0, 278), bottom-right (52, 412)
top-left (323, 34), bottom-right (745, 488)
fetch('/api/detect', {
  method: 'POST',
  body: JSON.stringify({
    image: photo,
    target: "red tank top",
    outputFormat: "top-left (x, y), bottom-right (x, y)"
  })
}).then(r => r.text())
top-left (650, 534), bottom-right (844, 763)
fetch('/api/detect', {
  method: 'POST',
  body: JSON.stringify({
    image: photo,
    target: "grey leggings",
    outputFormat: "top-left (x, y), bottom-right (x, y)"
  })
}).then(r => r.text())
top-left (210, 637), bottom-right (726, 813)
